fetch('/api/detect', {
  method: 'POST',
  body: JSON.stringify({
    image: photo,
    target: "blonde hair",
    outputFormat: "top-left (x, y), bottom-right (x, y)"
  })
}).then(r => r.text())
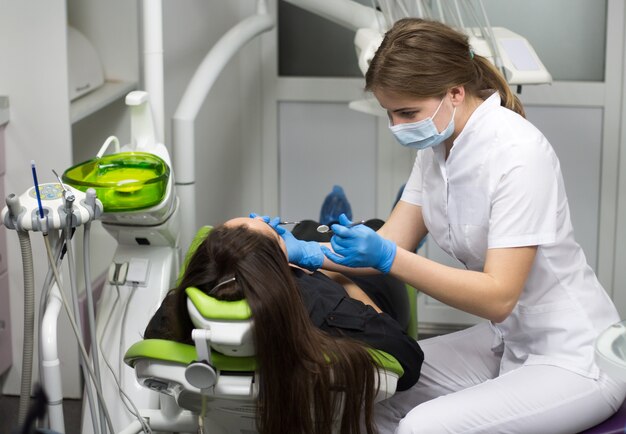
top-left (365, 18), bottom-right (525, 117)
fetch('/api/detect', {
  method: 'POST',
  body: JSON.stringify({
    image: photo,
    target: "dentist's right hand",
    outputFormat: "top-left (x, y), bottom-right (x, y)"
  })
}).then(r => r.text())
top-left (249, 213), bottom-right (323, 271)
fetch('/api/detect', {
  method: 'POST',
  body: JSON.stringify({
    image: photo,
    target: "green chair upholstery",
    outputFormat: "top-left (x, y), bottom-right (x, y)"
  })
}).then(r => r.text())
top-left (125, 339), bottom-right (257, 372)
top-left (125, 339), bottom-right (403, 380)
top-left (184, 286), bottom-right (404, 377)
top-left (406, 285), bottom-right (419, 340)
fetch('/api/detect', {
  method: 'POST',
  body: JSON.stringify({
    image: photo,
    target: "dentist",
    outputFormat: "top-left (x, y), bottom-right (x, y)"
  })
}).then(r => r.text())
top-left (275, 18), bottom-right (626, 434)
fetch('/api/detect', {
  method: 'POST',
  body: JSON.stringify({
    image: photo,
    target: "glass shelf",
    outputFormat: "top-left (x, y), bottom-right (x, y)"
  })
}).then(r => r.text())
top-left (595, 320), bottom-right (626, 381)
top-left (70, 80), bottom-right (137, 124)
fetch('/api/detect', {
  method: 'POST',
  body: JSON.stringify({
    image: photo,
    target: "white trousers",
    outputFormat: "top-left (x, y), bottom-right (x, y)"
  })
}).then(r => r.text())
top-left (373, 322), bottom-right (626, 434)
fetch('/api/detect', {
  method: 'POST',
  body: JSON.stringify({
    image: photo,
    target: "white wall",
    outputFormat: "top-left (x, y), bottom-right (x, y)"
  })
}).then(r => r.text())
top-left (279, 101), bottom-right (378, 221)
top-left (162, 0), bottom-right (267, 228)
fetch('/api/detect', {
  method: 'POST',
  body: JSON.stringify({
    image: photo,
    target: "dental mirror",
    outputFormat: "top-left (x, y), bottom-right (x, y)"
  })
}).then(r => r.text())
top-left (317, 220), bottom-right (365, 234)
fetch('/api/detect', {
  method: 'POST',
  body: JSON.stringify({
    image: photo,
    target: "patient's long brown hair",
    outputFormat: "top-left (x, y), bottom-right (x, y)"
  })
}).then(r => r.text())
top-left (166, 224), bottom-right (378, 434)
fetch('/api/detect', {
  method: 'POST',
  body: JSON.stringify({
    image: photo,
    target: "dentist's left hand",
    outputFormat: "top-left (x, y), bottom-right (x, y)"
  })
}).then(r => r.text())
top-left (249, 213), bottom-right (323, 271)
top-left (322, 214), bottom-right (397, 273)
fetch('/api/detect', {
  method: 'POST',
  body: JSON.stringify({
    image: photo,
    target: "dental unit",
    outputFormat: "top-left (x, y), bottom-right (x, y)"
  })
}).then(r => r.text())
top-left (12, 1), bottom-right (626, 434)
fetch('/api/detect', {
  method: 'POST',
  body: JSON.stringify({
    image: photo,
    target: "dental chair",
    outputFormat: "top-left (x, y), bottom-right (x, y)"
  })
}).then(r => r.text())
top-left (578, 320), bottom-right (626, 434)
top-left (122, 226), bottom-right (407, 433)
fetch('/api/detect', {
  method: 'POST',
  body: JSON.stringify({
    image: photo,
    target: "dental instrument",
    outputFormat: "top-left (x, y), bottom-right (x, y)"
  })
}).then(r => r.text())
top-left (51, 169), bottom-right (68, 192)
top-left (317, 220), bottom-right (366, 234)
top-left (30, 161), bottom-right (44, 219)
top-left (278, 220), bottom-right (366, 233)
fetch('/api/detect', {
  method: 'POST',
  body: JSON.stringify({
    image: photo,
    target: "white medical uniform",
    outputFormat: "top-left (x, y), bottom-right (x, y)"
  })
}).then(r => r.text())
top-left (374, 93), bottom-right (626, 433)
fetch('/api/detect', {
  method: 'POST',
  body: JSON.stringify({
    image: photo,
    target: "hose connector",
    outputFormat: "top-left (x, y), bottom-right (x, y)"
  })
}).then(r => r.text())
top-left (64, 190), bottom-right (75, 210)
top-left (39, 214), bottom-right (49, 236)
top-left (4, 193), bottom-right (23, 230)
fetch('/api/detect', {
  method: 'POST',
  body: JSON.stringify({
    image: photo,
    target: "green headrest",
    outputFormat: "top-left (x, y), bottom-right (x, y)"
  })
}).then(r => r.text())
top-left (176, 225), bottom-right (213, 286)
top-left (124, 339), bottom-right (256, 371)
top-left (186, 287), bottom-right (252, 320)
top-left (179, 226), bottom-right (252, 319)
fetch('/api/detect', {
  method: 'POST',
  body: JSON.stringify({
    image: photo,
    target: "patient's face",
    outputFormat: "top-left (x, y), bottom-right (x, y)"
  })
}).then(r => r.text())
top-left (225, 217), bottom-right (288, 258)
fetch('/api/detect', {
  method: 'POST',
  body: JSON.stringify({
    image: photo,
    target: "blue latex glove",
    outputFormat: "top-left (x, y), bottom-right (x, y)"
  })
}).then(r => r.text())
top-left (274, 225), bottom-right (324, 271)
top-left (248, 213), bottom-right (280, 229)
top-left (322, 214), bottom-right (397, 273)
top-left (249, 213), bottom-right (323, 271)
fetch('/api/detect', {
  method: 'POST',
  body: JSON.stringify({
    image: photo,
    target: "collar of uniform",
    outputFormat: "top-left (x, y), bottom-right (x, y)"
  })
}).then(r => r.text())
top-left (452, 90), bottom-right (501, 150)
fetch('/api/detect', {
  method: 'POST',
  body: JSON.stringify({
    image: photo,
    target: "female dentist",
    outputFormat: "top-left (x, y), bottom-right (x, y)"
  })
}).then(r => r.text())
top-left (274, 18), bottom-right (626, 434)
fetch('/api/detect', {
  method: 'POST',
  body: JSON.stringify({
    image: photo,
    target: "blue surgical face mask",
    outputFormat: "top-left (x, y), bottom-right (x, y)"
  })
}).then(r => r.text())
top-left (389, 97), bottom-right (456, 150)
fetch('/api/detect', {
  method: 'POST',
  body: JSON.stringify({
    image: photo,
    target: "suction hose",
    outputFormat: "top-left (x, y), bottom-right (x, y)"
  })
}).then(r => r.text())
top-left (16, 229), bottom-right (35, 427)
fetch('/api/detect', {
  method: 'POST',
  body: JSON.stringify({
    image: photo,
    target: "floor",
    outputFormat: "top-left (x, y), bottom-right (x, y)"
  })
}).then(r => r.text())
top-left (0, 395), bottom-right (82, 434)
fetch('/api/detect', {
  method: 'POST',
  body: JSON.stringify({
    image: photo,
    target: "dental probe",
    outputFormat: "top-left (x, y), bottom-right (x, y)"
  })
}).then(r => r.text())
top-left (51, 169), bottom-right (70, 193)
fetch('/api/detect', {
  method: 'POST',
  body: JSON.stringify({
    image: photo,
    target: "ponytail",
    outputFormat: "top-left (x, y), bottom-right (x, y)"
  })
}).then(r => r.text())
top-left (472, 55), bottom-right (525, 117)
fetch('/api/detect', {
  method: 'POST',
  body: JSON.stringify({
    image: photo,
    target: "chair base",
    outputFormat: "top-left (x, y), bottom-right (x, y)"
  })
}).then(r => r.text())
top-left (579, 399), bottom-right (626, 434)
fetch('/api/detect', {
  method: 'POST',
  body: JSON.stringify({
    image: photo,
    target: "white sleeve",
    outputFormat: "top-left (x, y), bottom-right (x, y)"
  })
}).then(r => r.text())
top-left (488, 141), bottom-right (559, 248)
top-left (400, 152), bottom-right (423, 206)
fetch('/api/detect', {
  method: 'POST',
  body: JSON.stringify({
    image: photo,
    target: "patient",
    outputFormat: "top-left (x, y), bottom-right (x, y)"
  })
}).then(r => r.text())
top-left (144, 217), bottom-right (423, 434)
